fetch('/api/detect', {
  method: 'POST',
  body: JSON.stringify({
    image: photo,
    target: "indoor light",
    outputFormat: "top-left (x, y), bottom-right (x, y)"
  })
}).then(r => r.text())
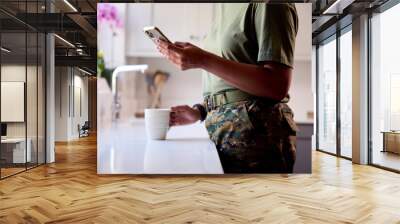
top-left (322, 0), bottom-right (352, 15)
top-left (63, 0), bottom-right (78, 12)
top-left (1, 47), bottom-right (11, 53)
top-left (54, 34), bottom-right (75, 48)
top-left (78, 67), bottom-right (93, 76)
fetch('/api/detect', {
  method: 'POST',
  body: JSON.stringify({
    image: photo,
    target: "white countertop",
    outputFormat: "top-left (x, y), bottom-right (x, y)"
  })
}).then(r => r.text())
top-left (97, 119), bottom-right (223, 174)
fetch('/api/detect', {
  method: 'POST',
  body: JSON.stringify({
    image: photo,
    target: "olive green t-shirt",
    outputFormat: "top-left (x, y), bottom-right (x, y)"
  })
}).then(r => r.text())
top-left (202, 3), bottom-right (298, 96)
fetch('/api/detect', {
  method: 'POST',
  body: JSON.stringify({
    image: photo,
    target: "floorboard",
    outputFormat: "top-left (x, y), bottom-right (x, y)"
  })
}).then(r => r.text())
top-left (0, 134), bottom-right (399, 223)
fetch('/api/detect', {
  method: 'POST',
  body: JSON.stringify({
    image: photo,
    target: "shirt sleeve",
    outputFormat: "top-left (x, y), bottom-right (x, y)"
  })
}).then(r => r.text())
top-left (253, 3), bottom-right (298, 68)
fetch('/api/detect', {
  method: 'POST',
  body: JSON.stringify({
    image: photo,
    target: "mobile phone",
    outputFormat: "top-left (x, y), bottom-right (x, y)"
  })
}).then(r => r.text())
top-left (143, 26), bottom-right (172, 44)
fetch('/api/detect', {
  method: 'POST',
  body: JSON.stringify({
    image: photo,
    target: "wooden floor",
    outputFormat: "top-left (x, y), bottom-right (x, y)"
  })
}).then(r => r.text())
top-left (372, 150), bottom-right (400, 171)
top-left (1, 167), bottom-right (26, 178)
top-left (0, 135), bottom-right (400, 224)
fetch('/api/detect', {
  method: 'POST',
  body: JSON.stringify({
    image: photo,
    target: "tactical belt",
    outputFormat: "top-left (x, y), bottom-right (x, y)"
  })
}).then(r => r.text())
top-left (204, 89), bottom-right (289, 112)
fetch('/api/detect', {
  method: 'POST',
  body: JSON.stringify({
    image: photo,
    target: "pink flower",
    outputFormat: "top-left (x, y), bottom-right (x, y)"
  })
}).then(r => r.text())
top-left (110, 6), bottom-right (117, 21)
top-left (97, 3), bottom-right (123, 29)
top-left (98, 10), bottom-right (107, 21)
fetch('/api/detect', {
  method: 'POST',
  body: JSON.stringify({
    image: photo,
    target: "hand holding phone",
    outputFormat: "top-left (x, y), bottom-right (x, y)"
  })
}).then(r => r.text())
top-left (143, 26), bottom-right (172, 44)
top-left (144, 26), bottom-right (206, 71)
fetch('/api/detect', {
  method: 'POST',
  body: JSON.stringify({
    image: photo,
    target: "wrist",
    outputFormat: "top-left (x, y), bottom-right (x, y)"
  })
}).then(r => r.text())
top-left (193, 107), bottom-right (202, 121)
top-left (198, 50), bottom-right (212, 69)
top-left (192, 104), bottom-right (207, 122)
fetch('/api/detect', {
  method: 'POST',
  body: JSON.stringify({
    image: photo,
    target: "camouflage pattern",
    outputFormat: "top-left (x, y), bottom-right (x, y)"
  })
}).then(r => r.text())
top-left (204, 99), bottom-right (298, 173)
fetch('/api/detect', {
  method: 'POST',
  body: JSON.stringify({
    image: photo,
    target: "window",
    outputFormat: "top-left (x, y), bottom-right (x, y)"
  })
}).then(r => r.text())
top-left (370, 2), bottom-right (400, 171)
top-left (316, 26), bottom-right (353, 159)
top-left (0, 1), bottom-right (47, 179)
top-left (339, 29), bottom-right (352, 158)
top-left (317, 36), bottom-right (337, 154)
top-left (1, 29), bottom-right (28, 178)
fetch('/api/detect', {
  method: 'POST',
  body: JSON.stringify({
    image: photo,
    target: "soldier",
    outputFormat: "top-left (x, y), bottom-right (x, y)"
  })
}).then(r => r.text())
top-left (156, 3), bottom-right (299, 173)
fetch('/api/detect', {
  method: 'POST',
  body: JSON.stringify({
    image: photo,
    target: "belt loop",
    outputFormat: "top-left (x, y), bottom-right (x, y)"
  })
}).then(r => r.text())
top-left (212, 94), bottom-right (216, 107)
top-left (207, 95), bottom-right (211, 111)
top-left (210, 94), bottom-right (214, 110)
top-left (212, 94), bottom-right (216, 109)
top-left (223, 92), bottom-right (228, 105)
top-left (209, 95), bottom-right (212, 110)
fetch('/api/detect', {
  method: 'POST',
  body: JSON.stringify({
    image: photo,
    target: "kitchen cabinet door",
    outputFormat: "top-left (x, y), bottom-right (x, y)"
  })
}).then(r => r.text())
top-left (152, 4), bottom-right (186, 43)
top-left (182, 3), bottom-right (214, 47)
top-left (126, 3), bottom-right (215, 57)
top-left (153, 3), bottom-right (214, 47)
top-left (126, 4), bottom-right (160, 57)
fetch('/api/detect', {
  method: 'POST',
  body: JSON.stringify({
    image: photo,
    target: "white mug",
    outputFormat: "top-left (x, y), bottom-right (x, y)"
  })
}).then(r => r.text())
top-left (144, 108), bottom-right (171, 140)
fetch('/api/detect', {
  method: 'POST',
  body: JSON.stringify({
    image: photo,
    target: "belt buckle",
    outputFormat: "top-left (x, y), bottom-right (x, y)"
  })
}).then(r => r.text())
top-left (213, 91), bottom-right (226, 106)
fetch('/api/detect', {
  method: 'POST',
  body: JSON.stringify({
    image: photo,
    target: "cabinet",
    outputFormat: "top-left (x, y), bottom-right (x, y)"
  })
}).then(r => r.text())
top-left (294, 123), bottom-right (312, 173)
top-left (181, 4), bottom-right (215, 47)
top-left (382, 131), bottom-right (400, 154)
top-left (1, 138), bottom-right (32, 164)
top-left (126, 3), bottom-right (215, 57)
top-left (125, 4), bottom-right (154, 57)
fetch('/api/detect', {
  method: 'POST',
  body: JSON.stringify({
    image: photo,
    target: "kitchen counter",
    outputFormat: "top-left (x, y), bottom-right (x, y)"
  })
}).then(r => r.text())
top-left (97, 119), bottom-right (224, 174)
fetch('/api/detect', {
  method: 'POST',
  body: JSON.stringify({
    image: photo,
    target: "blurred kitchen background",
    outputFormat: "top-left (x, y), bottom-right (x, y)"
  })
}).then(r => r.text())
top-left (97, 3), bottom-right (313, 172)
top-left (98, 3), bottom-right (313, 122)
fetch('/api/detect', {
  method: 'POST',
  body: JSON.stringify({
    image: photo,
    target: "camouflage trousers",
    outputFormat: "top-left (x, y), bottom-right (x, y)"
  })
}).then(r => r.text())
top-left (204, 99), bottom-right (298, 173)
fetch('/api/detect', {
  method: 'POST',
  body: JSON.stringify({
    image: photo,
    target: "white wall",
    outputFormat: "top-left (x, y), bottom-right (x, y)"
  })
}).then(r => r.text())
top-left (1, 65), bottom-right (42, 137)
top-left (1, 64), bottom-right (46, 163)
top-left (54, 67), bottom-right (89, 141)
top-left (294, 3), bottom-right (312, 61)
top-left (291, 3), bottom-right (313, 123)
top-left (71, 74), bottom-right (89, 138)
top-left (55, 67), bottom-right (69, 141)
top-left (288, 61), bottom-right (313, 123)
top-left (1, 65), bottom-right (26, 148)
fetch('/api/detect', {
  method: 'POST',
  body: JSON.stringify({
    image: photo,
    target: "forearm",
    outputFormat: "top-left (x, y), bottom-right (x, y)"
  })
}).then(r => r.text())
top-left (156, 40), bottom-right (291, 100)
top-left (199, 51), bottom-right (291, 101)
